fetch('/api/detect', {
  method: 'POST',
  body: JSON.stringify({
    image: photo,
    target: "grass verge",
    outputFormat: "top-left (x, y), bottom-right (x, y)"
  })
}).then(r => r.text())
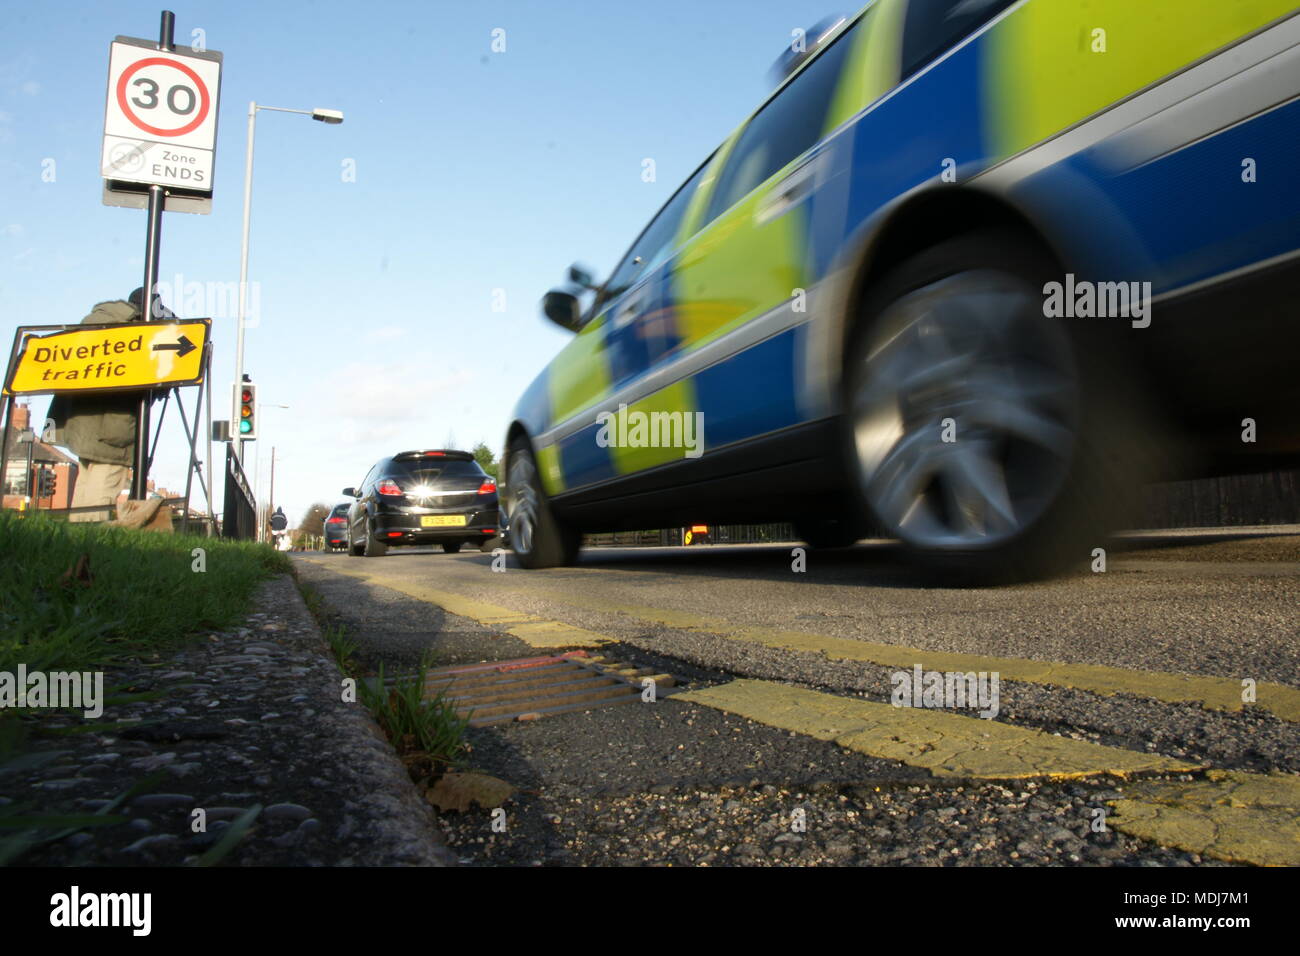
top-left (0, 512), bottom-right (290, 864)
top-left (0, 511), bottom-right (290, 675)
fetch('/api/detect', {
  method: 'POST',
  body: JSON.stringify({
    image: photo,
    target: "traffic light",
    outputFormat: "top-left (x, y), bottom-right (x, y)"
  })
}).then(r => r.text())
top-left (236, 381), bottom-right (257, 440)
top-left (37, 467), bottom-right (56, 499)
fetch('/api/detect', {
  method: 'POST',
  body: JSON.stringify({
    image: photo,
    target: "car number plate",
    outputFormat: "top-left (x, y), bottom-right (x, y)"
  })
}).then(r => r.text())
top-left (421, 515), bottom-right (467, 527)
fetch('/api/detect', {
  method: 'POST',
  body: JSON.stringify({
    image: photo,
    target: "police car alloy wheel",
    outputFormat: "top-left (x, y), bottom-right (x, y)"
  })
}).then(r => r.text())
top-left (506, 440), bottom-right (579, 569)
top-left (842, 231), bottom-right (1141, 581)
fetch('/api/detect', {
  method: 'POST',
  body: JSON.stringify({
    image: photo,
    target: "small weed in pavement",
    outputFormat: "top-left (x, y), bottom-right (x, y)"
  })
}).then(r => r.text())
top-left (323, 624), bottom-right (360, 676)
top-left (359, 662), bottom-right (469, 786)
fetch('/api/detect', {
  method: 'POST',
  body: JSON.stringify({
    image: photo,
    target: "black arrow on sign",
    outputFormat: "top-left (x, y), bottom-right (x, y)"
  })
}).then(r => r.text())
top-left (152, 334), bottom-right (196, 358)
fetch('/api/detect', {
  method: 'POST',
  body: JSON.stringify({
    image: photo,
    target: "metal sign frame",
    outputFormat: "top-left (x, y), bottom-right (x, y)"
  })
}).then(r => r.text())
top-left (0, 337), bottom-right (218, 532)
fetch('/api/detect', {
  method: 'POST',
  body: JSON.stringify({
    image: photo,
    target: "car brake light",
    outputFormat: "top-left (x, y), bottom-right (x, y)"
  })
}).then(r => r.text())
top-left (387, 531), bottom-right (403, 538)
top-left (483, 529), bottom-right (495, 535)
top-left (376, 479), bottom-right (403, 496)
top-left (326, 517), bottom-right (345, 524)
top-left (478, 479), bottom-right (496, 495)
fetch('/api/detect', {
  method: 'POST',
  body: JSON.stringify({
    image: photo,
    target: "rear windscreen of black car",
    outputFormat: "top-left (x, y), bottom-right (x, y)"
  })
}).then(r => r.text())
top-left (388, 460), bottom-right (485, 483)
top-left (330, 504), bottom-right (349, 516)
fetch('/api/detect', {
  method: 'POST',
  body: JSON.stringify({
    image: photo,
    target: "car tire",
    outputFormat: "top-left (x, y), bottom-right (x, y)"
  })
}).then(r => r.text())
top-left (348, 532), bottom-right (363, 556)
top-left (362, 520), bottom-right (388, 558)
top-left (505, 438), bottom-right (579, 569)
top-left (441, 542), bottom-right (462, 554)
top-left (844, 230), bottom-right (1154, 583)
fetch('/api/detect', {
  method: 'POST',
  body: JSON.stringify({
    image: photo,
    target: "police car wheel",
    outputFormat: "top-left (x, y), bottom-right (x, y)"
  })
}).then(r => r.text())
top-left (846, 231), bottom-right (1150, 582)
top-left (506, 439), bottom-right (579, 569)
top-left (442, 542), bottom-right (462, 554)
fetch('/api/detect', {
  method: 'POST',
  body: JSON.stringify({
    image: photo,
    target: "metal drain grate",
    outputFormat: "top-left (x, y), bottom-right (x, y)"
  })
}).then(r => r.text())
top-left (422, 651), bottom-right (678, 726)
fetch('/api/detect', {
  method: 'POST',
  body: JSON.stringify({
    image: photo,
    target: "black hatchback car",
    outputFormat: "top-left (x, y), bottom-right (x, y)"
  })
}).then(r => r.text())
top-left (322, 502), bottom-right (350, 551)
top-left (343, 449), bottom-right (499, 557)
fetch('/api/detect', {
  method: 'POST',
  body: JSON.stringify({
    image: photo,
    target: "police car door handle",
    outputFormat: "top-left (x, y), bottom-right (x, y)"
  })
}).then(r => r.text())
top-left (613, 289), bottom-right (647, 330)
top-left (756, 155), bottom-right (822, 225)
top-left (780, 174), bottom-right (814, 203)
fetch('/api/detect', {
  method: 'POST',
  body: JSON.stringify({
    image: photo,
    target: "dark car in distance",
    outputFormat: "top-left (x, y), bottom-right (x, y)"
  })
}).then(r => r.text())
top-left (343, 449), bottom-right (499, 557)
top-left (323, 502), bottom-right (350, 551)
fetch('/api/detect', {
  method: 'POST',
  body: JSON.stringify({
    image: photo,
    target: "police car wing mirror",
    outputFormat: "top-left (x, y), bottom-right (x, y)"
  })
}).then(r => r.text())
top-left (770, 13), bottom-right (849, 86)
top-left (342, 487), bottom-right (358, 498)
top-left (542, 289), bottom-right (583, 333)
top-left (567, 264), bottom-right (597, 289)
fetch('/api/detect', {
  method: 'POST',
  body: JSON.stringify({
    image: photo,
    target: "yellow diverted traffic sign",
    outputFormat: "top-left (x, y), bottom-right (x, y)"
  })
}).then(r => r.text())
top-left (4, 319), bottom-right (210, 396)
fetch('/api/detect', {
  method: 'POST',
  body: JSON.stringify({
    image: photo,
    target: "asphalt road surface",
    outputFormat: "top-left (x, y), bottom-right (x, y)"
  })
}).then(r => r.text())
top-left (293, 528), bottom-right (1300, 867)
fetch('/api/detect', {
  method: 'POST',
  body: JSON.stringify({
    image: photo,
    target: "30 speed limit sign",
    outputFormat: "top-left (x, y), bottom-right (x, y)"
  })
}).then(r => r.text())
top-left (102, 37), bottom-right (222, 196)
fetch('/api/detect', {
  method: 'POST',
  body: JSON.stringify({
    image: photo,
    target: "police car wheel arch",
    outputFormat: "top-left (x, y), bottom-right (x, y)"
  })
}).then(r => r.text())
top-left (847, 231), bottom-right (1083, 555)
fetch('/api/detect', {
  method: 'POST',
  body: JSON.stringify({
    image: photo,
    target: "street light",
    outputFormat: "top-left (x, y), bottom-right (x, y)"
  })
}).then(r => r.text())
top-left (251, 403), bottom-right (290, 539)
top-left (233, 102), bottom-right (344, 464)
top-left (254, 446), bottom-right (286, 544)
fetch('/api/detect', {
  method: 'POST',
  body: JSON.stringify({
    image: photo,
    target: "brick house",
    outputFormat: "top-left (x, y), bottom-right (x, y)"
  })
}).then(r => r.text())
top-left (1, 402), bottom-right (80, 511)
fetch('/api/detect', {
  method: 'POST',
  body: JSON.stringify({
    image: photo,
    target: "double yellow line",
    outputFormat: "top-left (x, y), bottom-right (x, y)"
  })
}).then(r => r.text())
top-left (298, 558), bottom-right (1300, 864)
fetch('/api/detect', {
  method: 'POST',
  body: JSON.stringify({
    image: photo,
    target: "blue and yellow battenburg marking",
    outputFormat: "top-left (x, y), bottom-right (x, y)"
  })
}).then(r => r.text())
top-left (516, 0), bottom-right (1300, 498)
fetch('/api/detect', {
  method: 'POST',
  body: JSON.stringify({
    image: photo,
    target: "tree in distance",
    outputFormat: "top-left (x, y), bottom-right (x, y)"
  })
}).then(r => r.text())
top-left (299, 502), bottom-right (331, 532)
top-left (471, 441), bottom-right (498, 479)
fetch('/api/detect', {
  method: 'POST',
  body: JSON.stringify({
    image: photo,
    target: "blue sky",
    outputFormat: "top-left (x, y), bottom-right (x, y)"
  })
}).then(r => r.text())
top-left (1, 0), bottom-right (838, 526)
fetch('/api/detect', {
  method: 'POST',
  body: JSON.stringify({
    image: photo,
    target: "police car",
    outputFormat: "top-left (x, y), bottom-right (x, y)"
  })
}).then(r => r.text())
top-left (502, 0), bottom-right (1300, 580)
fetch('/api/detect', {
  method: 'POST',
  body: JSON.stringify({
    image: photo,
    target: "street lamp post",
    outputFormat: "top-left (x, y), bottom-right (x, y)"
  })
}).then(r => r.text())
top-left (269, 445), bottom-right (277, 535)
top-left (250, 402), bottom-right (288, 540)
top-left (233, 102), bottom-right (343, 464)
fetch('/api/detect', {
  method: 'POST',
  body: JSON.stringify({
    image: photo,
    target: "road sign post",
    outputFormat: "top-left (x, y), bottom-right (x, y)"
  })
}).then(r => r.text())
top-left (101, 11), bottom-right (222, 499)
